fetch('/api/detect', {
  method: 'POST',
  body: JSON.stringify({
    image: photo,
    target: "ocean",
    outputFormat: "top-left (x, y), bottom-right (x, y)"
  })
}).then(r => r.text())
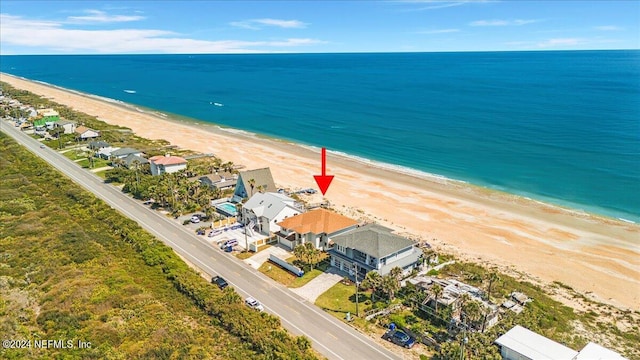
top-left (1, 51), bottom-right (639, 222)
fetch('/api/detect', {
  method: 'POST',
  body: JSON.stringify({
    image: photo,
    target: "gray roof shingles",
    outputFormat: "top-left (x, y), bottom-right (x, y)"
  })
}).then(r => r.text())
top-left (332, 224), bottom-right (415, 258)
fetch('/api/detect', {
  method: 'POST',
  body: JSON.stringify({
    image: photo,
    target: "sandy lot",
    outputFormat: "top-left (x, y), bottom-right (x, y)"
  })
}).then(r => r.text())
top-left (2, 73), bottom-right (638, 311)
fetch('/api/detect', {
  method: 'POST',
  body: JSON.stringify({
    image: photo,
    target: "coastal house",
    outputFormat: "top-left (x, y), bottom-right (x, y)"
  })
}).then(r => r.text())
top-left (75, 126), bottom-right (100, 140)
top-left (54, 119), bottom-right (77, 134)
top-left (199, 171), bottom-right (238, 191)
top-left (241, 192), bottom-right (303, 236)
top-left (33, 108), bottom-right (59, 127)
top-left (276, 208), bottom-right (358, 251)
top-left (328, 224), bottom-right (422, 279)
top-left (122, 154), bottom-right (149, 169)
top-left (110, 147), bottom-right (143, 160)
top-left (494, 325), bottom-right (578, 360)
top-left (149, 154), bottom-right (187, 176)
top-left (97, 146), bottom-right (119, 159)
top-left (232, 167), bottom-right (277, 202)
top-left (574, 342), bottom-right (627, 360)
top-left (88, 140), bottom-right (111, 150)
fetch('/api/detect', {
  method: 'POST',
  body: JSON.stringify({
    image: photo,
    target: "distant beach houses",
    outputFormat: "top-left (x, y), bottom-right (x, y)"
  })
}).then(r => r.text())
top-left (233, 167), bottom-right (276, 202)
top-left (149, 154), bottom-right (187, 176)
top-left (199, 171), bottom-right (237, 191)
top-left (241, 192), bottom-right (303, 236)
top-left (75, 125), bottom-right (100, 140)
top-left (329, 224), bottom-right (423, 278)
top-left (33, 108), bottom-right (59, 127)
top-left (276, 208), bottom-right (359, 251)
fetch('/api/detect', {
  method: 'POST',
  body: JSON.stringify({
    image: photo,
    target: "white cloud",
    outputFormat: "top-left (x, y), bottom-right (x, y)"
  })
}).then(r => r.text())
top-left (537, 38), bottom-right (583, 48)
top-left (470, 19), bottom-right (540, 26)
top-left (417, 28), bottom-right (460, 34)
top-left (230, 18), bottom-right (308, 30)
top-left (0, 14), bottom-right (324, 54)
top-left (67, 10), bottom-right (144, 23)
top-left (395, 0), bottom-right (496, 11)
top-left (594, 25), bottom-right (622, 31)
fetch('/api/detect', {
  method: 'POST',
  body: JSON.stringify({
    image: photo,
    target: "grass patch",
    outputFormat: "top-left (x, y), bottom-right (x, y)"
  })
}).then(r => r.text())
top-left (315, 282), bottom-right (370, 319)
top-left (290, 268), bottom-right (324, 288)
top-left (94, 169), bottom-right (109, 179)
top-left (259, 260), bottom-right (298, 287)
top-left (236, 251), bottom-right (255, 260)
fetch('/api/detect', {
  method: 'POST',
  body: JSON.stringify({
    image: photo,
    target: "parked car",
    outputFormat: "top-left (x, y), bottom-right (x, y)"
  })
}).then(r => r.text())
top-left (190, 215), bottom-right (200, 223)
top-left (196, 228), bottom-right (206, 235)
top-left (245, 297), bottom-right (264, 311)
top-left (382, 329), bottom-right (416, 349)
top-left (220, 239), bottom-right (238, 249)
top-left (39, 144), bottom-right (45, 149)
top-left (211, 275), bottom-right (229, 290)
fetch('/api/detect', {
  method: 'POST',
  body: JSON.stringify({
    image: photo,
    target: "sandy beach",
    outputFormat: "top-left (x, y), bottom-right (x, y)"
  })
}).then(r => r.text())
top-left (2, 73), bottom-right (639, 311)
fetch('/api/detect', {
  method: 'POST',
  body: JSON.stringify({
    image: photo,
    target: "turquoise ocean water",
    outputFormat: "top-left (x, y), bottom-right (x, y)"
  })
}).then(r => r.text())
top-left (1, 51), bottom-right (639, 221)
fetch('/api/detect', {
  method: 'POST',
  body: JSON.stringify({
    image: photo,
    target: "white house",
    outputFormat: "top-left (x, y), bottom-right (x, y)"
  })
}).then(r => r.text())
top-left (241, 192), bottom-right (303, 236)
top-left (149, 154), bottom-right (187, 176)
top-left (494, 325), bottom-right (578, 360)
top-left (276, 208), bottom-right (359, 251)
top-left (55, 119), bottom-right (77, 134)
top-left (110, 147), bottom-right (143, 160)
top-left (75, 126), bottom-right (100, 140)
top-left (574, 342), bottom-right (627, 360)
top-left (329, 224), bottom-right (423, 279)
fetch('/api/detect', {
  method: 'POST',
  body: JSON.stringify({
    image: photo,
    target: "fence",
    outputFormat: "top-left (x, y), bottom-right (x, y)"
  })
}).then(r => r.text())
top-left (365, 303), bottom-right (402, 321)
top-left (269, 254), bottom-right (304, 277)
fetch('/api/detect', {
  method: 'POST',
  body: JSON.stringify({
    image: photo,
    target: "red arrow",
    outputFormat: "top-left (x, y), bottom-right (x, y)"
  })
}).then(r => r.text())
top-left (313, 147), bottom-right (334, 195)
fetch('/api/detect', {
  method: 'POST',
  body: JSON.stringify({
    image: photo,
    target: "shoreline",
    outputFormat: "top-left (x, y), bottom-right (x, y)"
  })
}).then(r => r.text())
top-left (2, 72), bottom-right (639, 311)
top-left (19, 76), bottom-right (640, 224)
top-left (15, 75), bottom-right (640, 224)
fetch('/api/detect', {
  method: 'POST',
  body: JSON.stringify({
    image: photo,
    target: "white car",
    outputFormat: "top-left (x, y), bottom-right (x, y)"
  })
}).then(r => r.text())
top-left (245, 297), bottom-right (264, 311)
top-left (190, 215), bottom-right (200, 223)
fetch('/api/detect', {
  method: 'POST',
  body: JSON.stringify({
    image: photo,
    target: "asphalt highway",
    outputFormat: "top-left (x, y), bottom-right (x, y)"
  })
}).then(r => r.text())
top-left (1, 121), bottom-right (401, 360)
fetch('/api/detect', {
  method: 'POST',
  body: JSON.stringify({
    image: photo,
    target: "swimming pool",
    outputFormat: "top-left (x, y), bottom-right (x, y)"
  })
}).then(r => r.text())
top-left (216, 202), bottom-right (238, 217)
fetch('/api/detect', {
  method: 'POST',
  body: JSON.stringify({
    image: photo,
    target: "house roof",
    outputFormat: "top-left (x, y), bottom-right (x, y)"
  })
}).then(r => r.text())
top-left (123, 154), bottom-right (149, 167)
top-left (277, 208), bottom-right (358, 236)
top-left (575, 342), bottom-right (626, 360)
top-left (89, 140), bottom-right (111, 149)
top-left (237, 167), bottom-right (276, 196)
top-left (243, 192), bottom-right (298, 220)
top-left (56, 119), bottom-right (77, 126)
top-left (494, 325), bottom-right (578, 360)
top-left (75, 125), bottom-right (98, 135)
top-left (149, 155), bottom-right (187, 165)
top-left (331, 224), bottom-right (415, 258)
top-left (111, 147), bottom-right (141, 157)
top-left (37, 108), bottom-right (58, 117)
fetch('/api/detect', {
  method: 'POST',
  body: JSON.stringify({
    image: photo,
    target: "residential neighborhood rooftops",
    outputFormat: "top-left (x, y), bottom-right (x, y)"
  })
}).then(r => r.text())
top-left (110, 147), bottom-right (142, 157)
top-left (75, 125), bottom-right (98, 134)
top-left (88, 140), bottom-right (111, 149)
top-left (495, 325), bottom-right (578, 360)
top-left (234, 167), bottom-right (276, 198)
top-left (278, 208), bottom-right (358, 235)
top-left (244, 192), bottom-right (298, 220)
top-left (331, 224), bottom-right (415, 258)
top-left (149, 154), bottom-right (187, 165)
top-left (575, 342), bottom-right (627, 360)
top-left (122, 154), bottom-right (149, 167)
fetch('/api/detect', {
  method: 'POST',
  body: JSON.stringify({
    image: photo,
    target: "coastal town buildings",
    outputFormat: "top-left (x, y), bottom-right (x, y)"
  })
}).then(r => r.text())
top-left (74, 125), bottom-right (100, 140)
top-left (329, 224), bottom-right (423, 279)
top-left (276, 208), bottom-right (358, 250)
top-left (199, 171), bottom-right (238, 191)
top-left (232, 167), bottom-right (276, 202)
top-left (241, 192), bottom-right (303, 236)
top-left (54, 119), bottom-right (77, 134)
top-left (149, 154), bottom-right (187, 175)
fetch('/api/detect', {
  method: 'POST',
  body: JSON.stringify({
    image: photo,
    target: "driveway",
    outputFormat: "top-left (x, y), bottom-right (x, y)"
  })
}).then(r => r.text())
top-left (244, 244), bottom-right (291, 269)
top-left (290, 267), bottom-right (343, 303)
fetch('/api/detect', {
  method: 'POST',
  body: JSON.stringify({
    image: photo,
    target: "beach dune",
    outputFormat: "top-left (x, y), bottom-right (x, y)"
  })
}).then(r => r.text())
top-left (2, 73), bottom-right (638, 311)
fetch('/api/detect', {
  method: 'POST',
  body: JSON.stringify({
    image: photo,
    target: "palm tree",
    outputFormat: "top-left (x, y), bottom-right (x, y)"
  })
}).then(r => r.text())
top-left (380, 274), bottom-right (400, 301)
top-left (432, 283), bottom-right (443, 316)
top-left (248, 178), bottom-right (256, 197)
top-left (389, 266), bottom-right (403, 281)
top-left (361, 271), bottom-right (382, 292)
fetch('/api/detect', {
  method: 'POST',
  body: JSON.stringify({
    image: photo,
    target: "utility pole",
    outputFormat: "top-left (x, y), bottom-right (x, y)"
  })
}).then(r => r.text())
top-left (353, 263), bottom-right (359, 317)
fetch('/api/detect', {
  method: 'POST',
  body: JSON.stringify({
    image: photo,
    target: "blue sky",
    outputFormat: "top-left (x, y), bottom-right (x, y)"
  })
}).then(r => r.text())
top-left (1, 1), bottom-right (638, 54)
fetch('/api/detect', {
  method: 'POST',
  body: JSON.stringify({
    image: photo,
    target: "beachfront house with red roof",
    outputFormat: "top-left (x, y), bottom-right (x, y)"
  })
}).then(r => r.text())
top-left (276, 208), bottom-right (359, 250)
top-left (149, 154), bottom-right (187, 176)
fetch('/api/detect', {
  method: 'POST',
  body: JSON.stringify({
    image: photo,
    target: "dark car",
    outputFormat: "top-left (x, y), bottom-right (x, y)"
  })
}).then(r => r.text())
top-left (382, 330), bottom-right (416, 349)
top-left (211, 275), bottom-right (229, 290)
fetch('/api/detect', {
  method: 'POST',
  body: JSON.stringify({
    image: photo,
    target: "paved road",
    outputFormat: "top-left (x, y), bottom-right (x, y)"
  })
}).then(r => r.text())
top-left (1, 121), bottom-right (401, 360)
